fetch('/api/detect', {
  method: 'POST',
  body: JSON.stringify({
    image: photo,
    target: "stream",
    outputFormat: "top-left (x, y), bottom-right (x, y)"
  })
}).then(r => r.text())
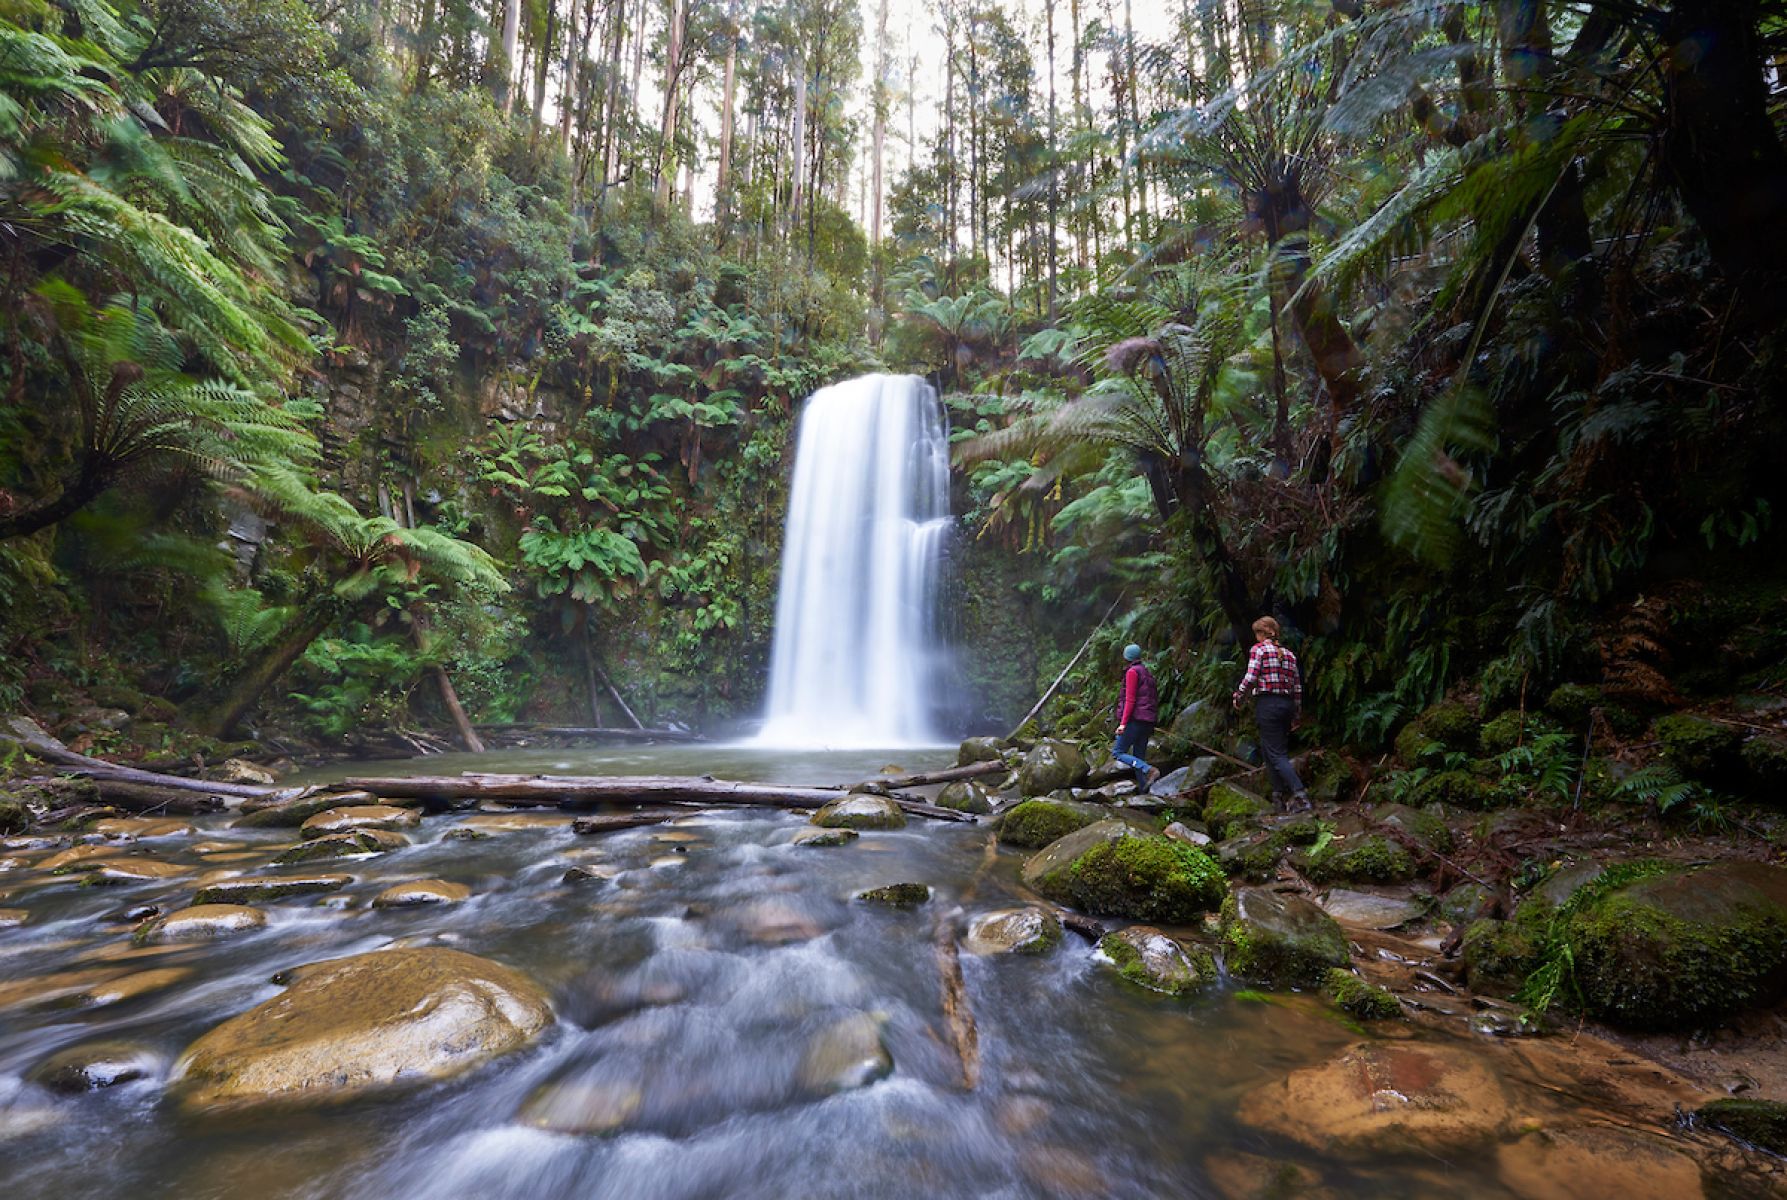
top-left (0, 745), bottom-right (1690, 1198)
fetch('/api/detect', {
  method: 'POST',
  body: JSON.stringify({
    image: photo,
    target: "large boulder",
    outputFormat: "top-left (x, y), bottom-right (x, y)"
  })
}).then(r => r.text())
top-left (235, 792), bottom-right (371, 829)
top-left (274, 828), bottom-right (408, 864)
top-left (1097, 926), bottom-right (1213, 996)
top-left (373, 879), bottom-right (471, 907)
top-left (1294, 834), bottom-right (1416, 885)
top-left (1560, 861), bottom-right (1787, 1029)
top-left (1203, 782), bottom-right (1270, 840)
top-left (1016, 739), bottom-right (1087, 796)
top-left (1023, 823), bottom-right (1225, 923)
top-left (810, 794), bottom-right (906, 831)
top-left (1237, 1042), bottom-right (1513, 1156)
top-left (956, 736), bottom-right (1007, 767)
top-left (1495, 1126), bottom-right (1707, 1200)
top-left (1221, 887), bottom-right (1349, 986)
top-left (963, 907), bottom-right (1061, 955)
top-left (171, 948), bottom-right (553, 1110)
top-left (997, 798), bottom-right (1107, 849)
top-left (935, 780), bottom-right (993, 815)
top-left (138, 905), bottom-right (267, 943)
top-left (299, 805), bottom-right (421, 838)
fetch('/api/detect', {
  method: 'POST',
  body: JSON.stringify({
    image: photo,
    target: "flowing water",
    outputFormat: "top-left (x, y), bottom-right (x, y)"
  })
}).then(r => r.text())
top-left (0, 744), bottom-right (1681, 1200)
top-left (759, 374), bottom-right (953, 747)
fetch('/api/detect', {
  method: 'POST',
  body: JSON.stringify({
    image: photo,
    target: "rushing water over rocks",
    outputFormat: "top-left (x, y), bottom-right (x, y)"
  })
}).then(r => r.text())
top-left (759, 374), bottom-right (952, 747)
top-left (0, 745), bottom-right (1754, 1198)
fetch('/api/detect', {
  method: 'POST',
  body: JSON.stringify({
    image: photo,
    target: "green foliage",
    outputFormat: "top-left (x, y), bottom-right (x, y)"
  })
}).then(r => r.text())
top-left (1516, 860), bottom-right (1675, 1018)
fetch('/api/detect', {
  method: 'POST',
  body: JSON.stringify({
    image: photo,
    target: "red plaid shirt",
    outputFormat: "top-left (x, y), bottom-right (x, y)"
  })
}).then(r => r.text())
top-left (1235, 640), bottom-right (1301, 703)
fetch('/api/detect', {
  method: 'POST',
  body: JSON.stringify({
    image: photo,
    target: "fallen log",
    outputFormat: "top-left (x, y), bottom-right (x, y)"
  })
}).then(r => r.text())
top-left (571, 809), bottom-right (688, 835)
top-left (86, 778), bottom-right (229, 815)
top-left (853, 760), bottom-right (1006, 790)
top-left (934, 911), bottom-right (980, 1090)
top-left (491, 726), bottom-right (706, 743)
top-left (2, 716), bottom-right (287, 802)
top-left (340, 772), bottom-right (978, 822)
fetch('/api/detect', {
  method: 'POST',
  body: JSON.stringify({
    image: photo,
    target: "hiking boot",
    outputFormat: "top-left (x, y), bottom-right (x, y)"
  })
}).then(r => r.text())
top-left (1287, 791), bottom-right (1312, 813)
top-left (1142, 765), bottom-right (1162, 793)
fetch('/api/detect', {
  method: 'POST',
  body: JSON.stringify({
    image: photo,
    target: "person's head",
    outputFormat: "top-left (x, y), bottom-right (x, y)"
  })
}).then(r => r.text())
top-left (1123, 643), bottom-right (1143, 663)
top-left (1252, 616), bottom-right (1279, 644)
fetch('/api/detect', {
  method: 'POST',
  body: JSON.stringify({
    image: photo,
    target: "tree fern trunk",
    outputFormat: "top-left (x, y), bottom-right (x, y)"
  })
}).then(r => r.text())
top-left (205, 598), bottom-right (345, 739)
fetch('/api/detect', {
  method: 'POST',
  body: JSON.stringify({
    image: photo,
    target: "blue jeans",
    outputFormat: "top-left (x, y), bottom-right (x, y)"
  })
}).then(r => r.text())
top-left (1112, 720), bottom-right (1155, 779)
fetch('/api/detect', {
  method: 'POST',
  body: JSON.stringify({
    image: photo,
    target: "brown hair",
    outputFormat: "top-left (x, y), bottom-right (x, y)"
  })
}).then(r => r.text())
top-left (1252, 616), bottom-right (1280, 640)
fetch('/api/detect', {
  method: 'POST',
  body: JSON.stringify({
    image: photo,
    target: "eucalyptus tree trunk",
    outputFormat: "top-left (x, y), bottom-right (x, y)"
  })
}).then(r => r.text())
top-left (791, 65), bottom-right (808, 226)
top-left (870, 0), bottom-right (889, 253)
top-left (496, 0), bottom-right (521, 112)
top-left (716, 12), bottom-right (739, 235)
top-left (1045, 0), bottom-right (1059, 317)
top-left (533, 0), bottom-right (557, 128)
top-left (655, 0), bottom-right (685, 209)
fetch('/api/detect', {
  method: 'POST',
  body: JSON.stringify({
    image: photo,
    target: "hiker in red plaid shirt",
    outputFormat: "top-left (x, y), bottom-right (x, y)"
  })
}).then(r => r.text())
top-left (1232, 616), bottom-right (1310, 810)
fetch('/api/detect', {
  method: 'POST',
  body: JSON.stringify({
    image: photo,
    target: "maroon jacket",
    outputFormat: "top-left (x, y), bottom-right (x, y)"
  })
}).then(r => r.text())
top-left (1118, 663), bottom-right (1159, 725)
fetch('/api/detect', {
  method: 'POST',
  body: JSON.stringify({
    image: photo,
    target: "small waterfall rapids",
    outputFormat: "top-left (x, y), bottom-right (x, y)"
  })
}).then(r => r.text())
top-left (757, 374), bottom-right (953, 747)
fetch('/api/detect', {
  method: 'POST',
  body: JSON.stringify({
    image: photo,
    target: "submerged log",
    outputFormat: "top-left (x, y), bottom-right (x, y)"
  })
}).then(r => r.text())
top-left (934, 912), bottom-right (980, 1089)
top-left (339, 772), bottom-right (977, 822)
top-left (852, 760), bottom-right (1006, 790)
top-left (477, 725), bottom-right (705, 743)
top-left (571, 809), bottom-right (688, 835)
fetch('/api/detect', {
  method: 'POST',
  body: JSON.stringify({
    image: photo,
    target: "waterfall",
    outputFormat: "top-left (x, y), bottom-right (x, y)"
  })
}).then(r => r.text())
top-left (758, 374), bottom-right (952, 747)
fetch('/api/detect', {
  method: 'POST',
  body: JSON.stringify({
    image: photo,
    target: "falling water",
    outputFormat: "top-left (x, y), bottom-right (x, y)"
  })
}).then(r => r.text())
top-left (758, 374), bottom-right (952, 747)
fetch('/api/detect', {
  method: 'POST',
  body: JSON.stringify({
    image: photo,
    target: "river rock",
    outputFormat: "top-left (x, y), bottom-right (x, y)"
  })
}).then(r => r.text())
top-left (791, 827), bottom-right (858, 847)
top-left (730, 898), bottom-right (823, 944)
top-left (935, 780), bottom-right (993, 814)
top-left (235, 792), bottom-right (374, 829)
top-left (1318, 887), bottom-right (1427, 931)
top-left (170, 947), bottom-right (553, 1110)
top-left (1163, 821), bottom-right (1211, 847)
top-left (1024, 823), bottom-right (1226, 923)
top-left (1561, 861), bottom-right (1787, 1029)
top-left (90, 818), bottom-right (196, 840)
top-left (299, 805), bottom-right (421, 838)
top-left (1098, 926), bottom-right (1213, 996)
top-left (963, 907), bottom-right (1061, 955)
top-left (373, 879), bottom-right (471, 907)
top-left (1148, 765), bottom-right (1193, 796)
top-left (89, 857), bottom-right (190, 884)
top-left (1084, 758), bottom-right (1134, 787)
top-left (140, 904), bottom-right (267, 942)
top-left (810, 794), bottom-right (906, 831)
top-left (1203, 782), bottom-right (1271, 840)
top-left (957, 736), bottom-right (1006, 767)
top-left (797, 1011), bottom-right (892, 1093)
top-left (855, 882), bottom-right (930, 907)
top-left (30, 1041), bottom-right (161, 1092)
top-left (194, 874), bottom-right (352, 905)
top-left (1203, 1153), bottom-right (1335, 1200)
top-left (1237, 1041), bottom-right (1514, 1155)
top-left (0, 908), bottom-right (26, 928)
top-left (1017, 739), bottom-right (1087, 796)
top-left (1221, 887), bottom-right (1349, 986)
top-left (997, 798), bottom-right (1108, 848)
top-left (518, 1076), bottom-right (642, 1135)
top-left (457, 813), bottom-right (574, 832)
top-left (563, 864), bottom-right (621, 884)
top-left (274, 828), bottom-right (409, 864)
top-left (41, 844), bottom-right (123, 873)
top-left (1494, 1126), bottom-right (1706, 1200)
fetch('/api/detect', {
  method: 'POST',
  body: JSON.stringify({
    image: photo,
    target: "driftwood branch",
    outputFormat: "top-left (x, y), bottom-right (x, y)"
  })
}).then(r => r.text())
top-left (1, 716), bottom-right (286, 802)
top-left (852, 760), bottom-right (1006, 790)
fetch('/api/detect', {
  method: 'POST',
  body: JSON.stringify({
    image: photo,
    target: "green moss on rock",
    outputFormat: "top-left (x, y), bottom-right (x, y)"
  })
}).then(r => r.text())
top-left (1460, 918), bottom-right (1540, 997)
top-left (1031, 832), bottom-right (1226, 923)
top-left (935, 780), bottom-right (994, 815)
top-left (998, 799), bottom-right (1102, 849)
top-left (1408, 769), bottom-right (1504, 811)
top-left (1395, 701), bottom-right (1480, 765)
top-left (1743, 734), bottom-right (1787, 790)
top-left (1297, 834), bottom-right (1414, 885)
top-left (1221, 887), bottom-right (1350, 986)
top-left (1203, 782), bottom-right (1270, 840)
top-left (1652, 714), bottom-right (1743, 781)
top-left (1544, 683), bottom-right (1603, 728)
top-left (1697, 1098), bottom-right (1787, 1154)
top-left (1479, 711), bottom-right (1560, 756)
top-left (0, 798), bottom-right (26, 835)
top-left (1098, 926), bottom-right (1214, 996)
top-left (1322, 968), bottom-right (1401, 1019)
top-left (855, 882), bottom-right (930, 907)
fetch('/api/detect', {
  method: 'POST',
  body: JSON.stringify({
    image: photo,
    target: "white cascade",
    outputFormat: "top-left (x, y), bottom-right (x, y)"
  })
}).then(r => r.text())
top-left (758, 373), bottom-right (952, 747)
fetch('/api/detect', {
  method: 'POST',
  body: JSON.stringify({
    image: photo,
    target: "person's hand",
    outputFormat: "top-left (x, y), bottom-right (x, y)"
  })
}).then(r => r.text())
top-left (1116, 723), bottom-right (1125, 734)
top-left (1292, 712), bottom-right (1303, 730)
top-left (1231, 693), bottom-right (1243, 711)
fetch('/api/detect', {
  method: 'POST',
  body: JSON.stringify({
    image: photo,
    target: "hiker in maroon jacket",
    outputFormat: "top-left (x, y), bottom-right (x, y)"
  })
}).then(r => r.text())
top-left (1112, 644), bottom-right (1161, 790)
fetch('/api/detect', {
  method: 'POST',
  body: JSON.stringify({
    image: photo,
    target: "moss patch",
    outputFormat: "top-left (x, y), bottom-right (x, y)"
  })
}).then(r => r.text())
top-left (997, 799), bottom-right (1100, 849)
top-left (1697, 1098), bottom-right (1787, 1155)
top-left (1479, 711), bottom-right (1560, 756)
top-left (1220, 888), bottom-right (1350, 986)
top-left (855, 883), bottom-right (930, 907)
top-left (1652, 714), bottom-right (1743, 781)
top-left (1203, 782), bottom-right (1270, 840)
top-left (1323, 968), bottom-right (1401, 1019)
top-left (1297, 834), bottom-right (1415, 884)
top-left (1743, 734), bottom-right (1787, 790)
top-left (1396, 701), bottom-right (1480, 764)
top-left (1461, 918), bottom-right (1541, 997)
top-left (1033, 834), bottom-right (1226, 923)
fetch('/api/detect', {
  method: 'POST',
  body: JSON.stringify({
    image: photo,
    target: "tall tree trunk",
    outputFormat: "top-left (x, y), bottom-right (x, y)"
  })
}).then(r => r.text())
top-left (206, 597), bottom-right (346, 739)
top-left (655, 0), bottom-right (685, 210)
top-left (1045, 0), bottom-right (1059, 317)
top-left (414, 0), bottom-right (440, 90)
top-left (496, 0), bottom-right (521, 112)
top-left (533, 0), bottom-right (557, 128)
top-left (870, 0), bottom-right (889, 254)
top-left (716, 12), bottom-right (739, 237)
top-left (791, 65), bottom-right (808, 226)
top-left (411, 613), bottom-right (484, 753)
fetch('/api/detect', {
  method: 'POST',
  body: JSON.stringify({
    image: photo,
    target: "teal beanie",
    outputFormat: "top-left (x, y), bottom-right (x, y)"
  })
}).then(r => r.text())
top-left (1123, 644), bottom-right (1142, 661)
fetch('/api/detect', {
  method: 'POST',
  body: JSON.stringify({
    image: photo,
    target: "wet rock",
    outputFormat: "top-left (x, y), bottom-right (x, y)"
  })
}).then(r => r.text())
top-left (0, 908), bottom-right (26, 928)
top-left (194, 875), bottom-right (352, 905)
top-left (1024, 823), bottom-right (1226, 923)
top-left (1162, 821), bottom-right (1211, 848)
top-left (1220, 888), bottom-right (1349, 986)
top-left (963, 907), bottom-right (1061, 955)
top-left (213, 759), bottom-right (277, 786)
top-left (1461, 916), bottom-right (1542, 997)
top-left (1696, 1097), bottom-right (1787, 1155)
top-left (855, 882), bottom-right (930, 907)
top-left (1295, 834), bottom-right (1416, 885)
top-left (1203, 782), bottom-right (1270, 840)
top-left (171, 947), bottom-right (554, 1110)
top-left (372, 879), bottom-right (470, 907)
top-left (140, 904), bottom-right (268, 942)
top-left (234, 792), bottom-right (373, 829)
top-left (1318, 887), bottom-right (1426, 930)
top-left (1237, 1041), bottom-right (1514, 1155)
top-left (442, 828), bottom-right (491, 842)
top-left (1213, 830), bottom-right (1290, 881)
top-left (41, 844), bottom-right (124, 873)
top-left (797, 1011), bottom-right (892, 1093)
top-left (1535, 860), bottom-right (1605, 908)
top-left (1322, 969), bottom-right (1401, 1019)
top-left (457, 813), bottom-right (574, 832)
top-left (273, 829), bottom-right (409, 864)
top-left (299, 805), bottom-right (421, 838)
top-left (1370, 802), bottom-right (1455, 853)
top-left (792, 827), bottom-right (859, 847)
top-left (1097, 926), bottom-right (1213, 996)
top-left (810, 794), bottom-right (906, 831)
top-left (90, 818), bottom-right (196, 840)
top-left (731, 899), bottom-right (823, 944)
top-left (996, 798), bottom-right (1107, 849)
top-left (1438, 881), bottom-right (1496, 927)
top-left (88, 858), bottom-right (190, 884)
top-left (1077, 780), bottom-right (1140, 803)
top-left (1017, 739), bottom-right (1087, 796)
top-left (1496, 1126), bottom-right (1706, 1200)
top-left (518, 1077), bottom-right (642, 1135)
top-left (956, 736), bottom-right (1006, 767)
top-left (1204, 1152), bottom-right (1336, 1200)
top-left (30, 1041), bottom-right (160, 1092)
top-left (563, 864), bottom-right (621, 884)
top-left (934, 780), bottom-right (993, 814)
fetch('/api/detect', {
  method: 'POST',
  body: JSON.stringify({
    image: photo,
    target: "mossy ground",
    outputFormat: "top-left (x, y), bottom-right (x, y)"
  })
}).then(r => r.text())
top-left (1322, 968), bottom-right (1401, 1019)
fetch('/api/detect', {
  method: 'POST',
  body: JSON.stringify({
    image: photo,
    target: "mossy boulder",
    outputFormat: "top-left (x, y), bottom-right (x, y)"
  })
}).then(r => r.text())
top-left (810, 794), bottom-right (906, 831)
top-left (1295, 834), bottom-right (1415, 885)
top-left (935, 780), bottom-right (993, 815)
top-left (170, 948), bottom-right (553, 1110)
top-left (791, 827), bottom-right (858, 847)
top-left (963, 906), bottom-right (1060, 955)
top-left (956, 736), bottom-right (1006, 767)
top-left (1395, 701), bottom-right (1480, 764)
top-left (1322, 968), bottom-right (1401, 1020)
top-left (1203, 782), bottom-right (1270, 840)
top-left (234, 793), bottom-right (362, 829)
top-left (1299, 750), bottom-right (1355, 804)
top-left (0, 797), bottom-right (27, 835)
top-left (1544, 683), bottom-right (1603, 728)
top-left (299, 805), bottom-right (421, 838)
top-left (1479, 711), bottom-right (1561, 756)
top-left (1221, 888), bottom-right (1350, 986)
top-left (1460, 918), bottom-right (1541, 997)
top-left (1213, 830), bottom-right (1291, 882)
top-left (1652, 714), bottom-right (1743, 781)
top-left (1023, 824), bottom-right (1225, 923)
top-left (1560, 861), bottom-right (1787, 1029)
top-left (1478, 657), bottom-right (1527, 714)
top-left (1016, 739), bottom-right (1088, 796)
top-left (1696, 1098), bottom-right (1787, 1154)
top-left (273, 829), bottom-right (408, 864)
top-left (855, 882), bottom-right (930, 907)
top-left (997, 798), bottom-right (1105, 848)
top-left (1408, 769), bottom-right (1501, 811)
top-left (1098, 926), bottom-right (1214, 996)
top-left (194, 875), bottom-right (352, 905)
top-left (1743, 734), bottom-right (1787, 790)
top-left (1371, 803), bottom-right (1455, 853)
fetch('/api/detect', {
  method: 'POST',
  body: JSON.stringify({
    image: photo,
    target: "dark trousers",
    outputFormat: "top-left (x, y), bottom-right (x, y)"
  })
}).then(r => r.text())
top-left (1253, 694), bottom-right (1305, 797)
top-left (1112, 720), bottom-right (1155, 777)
